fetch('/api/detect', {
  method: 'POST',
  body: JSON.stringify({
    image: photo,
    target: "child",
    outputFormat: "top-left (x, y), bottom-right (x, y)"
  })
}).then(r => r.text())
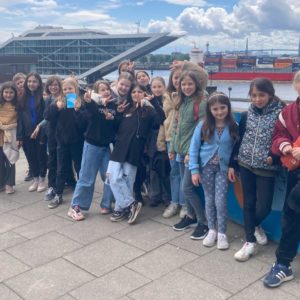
top-left (17, 72), bottom-right (47, 192)
top-left (118, 60), bottom-right (135, 76)
top-left (234, 78), bottom-right (285, 262)
top-left (0, 82), bottom-right (19, 194)
top-left (263, 71), bottom-right (300, 288)
top-left (189, 92), bottom-right (239, 249)
top-left (68, 80), bottom-right (120, 221)
top-left (169, 68), bottom-right (209, 240)
top-left (107, 83), bottom-right (158, 224)
top-left (136, 70), bottom-right (152, 94)
top-left (111, 72), bottom-right (134, 104)
top-left (45, 77), bottom-right (86, 209)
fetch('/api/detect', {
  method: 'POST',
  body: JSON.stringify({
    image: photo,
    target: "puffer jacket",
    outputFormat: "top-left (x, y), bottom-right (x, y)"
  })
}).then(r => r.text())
top-left (238, 99), bottom-right (285, 170)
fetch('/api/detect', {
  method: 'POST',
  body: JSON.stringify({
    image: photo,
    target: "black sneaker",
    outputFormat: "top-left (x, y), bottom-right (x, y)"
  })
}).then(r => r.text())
top-left (44, 187), bottom-right (56, 201)
top-left (110, 210), bottom-right (129, 222)
top-left (172, 216), bottom-right (197, 231)
top-left (128, 201), bottom-right (142, 224)
top-left (24, 170), bottom-right (33, 182)
top-left (48, 194), bottom-right (63, 209)
top-left (190, 223), bottom-right (209, 240)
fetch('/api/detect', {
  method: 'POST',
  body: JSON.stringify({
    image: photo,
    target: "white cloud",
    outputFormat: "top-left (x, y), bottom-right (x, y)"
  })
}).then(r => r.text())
top-left (162, 0), bottom-right (206, 6)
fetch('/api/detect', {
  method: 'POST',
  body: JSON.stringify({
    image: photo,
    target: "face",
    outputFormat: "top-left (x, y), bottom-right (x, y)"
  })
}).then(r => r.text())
top-left (2, 88), bottom-right (15, 102)
top-left (136, 72), bottom-right (150, 86)
top-left (180, 75), bottom-right (196, 97)
top-left (98, 83), bottom-right (111, 99)
top-left (120, 63), bottom-right (129, 73)
top-left (117, 78), bottom-right (131, 96)
top-left (151, 80), bottom-right (165, 97)
top-left (250, 86), bottom-right (271, 109)
top-left (131, 86), bottom-right (145, 104)
top-left (210, 102), bottom-right (229, 122)
top-left (293, 82), bottom-right (300, 96)
top-left (48, 81), bottom-right (60, 97)
top-left (27, 75), bottom-right (40, 93)
top-left (15, 78), bottom-right (25, 92)
top-left (62, 82), bottom-right (76, 95)
top-left (172, 71), bottom-right (180, 91)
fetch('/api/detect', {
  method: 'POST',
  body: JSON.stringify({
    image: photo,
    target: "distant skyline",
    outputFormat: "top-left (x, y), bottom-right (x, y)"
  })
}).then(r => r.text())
top-left (0, 0), bottom-right (300, 54)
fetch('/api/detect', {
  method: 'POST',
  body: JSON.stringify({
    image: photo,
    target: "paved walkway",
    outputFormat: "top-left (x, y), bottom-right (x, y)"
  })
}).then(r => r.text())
top-left (0, 153), bottom-right (299, 300)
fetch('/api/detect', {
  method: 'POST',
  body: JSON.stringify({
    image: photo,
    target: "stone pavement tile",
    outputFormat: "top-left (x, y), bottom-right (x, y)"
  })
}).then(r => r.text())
top-left (70, 266), bottom-right (150, 300)
top-left (64, 237), bottom-right (144, 277)
top-left (129, 269), bottom-right (231, 300)
top-left (56, 294), bottom-right (76, 300)
top-left (136, 205), bottom-right (162, 222)
top-left (8, 190), bottom-right (41, 205)
top-left (0, 231), bottom-right (27, 251)
top-left (126, 244), bottom-right (198, 280)
top-left (182, 250), bottom-right (270, 294)
top-left (7, 232), bottom-right (81, 267)
top-left (150, 213), bottom-right (181, 227)
top-left (230, 280), bottom-right (298, 300)
top-left (0, 213), bottom-right (28, 234)
top-left (13, 215), bottom-right (73, 239)
top-left (57, 214), bottom-right (126, 245)
top-left (226, 221), bottom-right (245, 241)
top-left (111, 220), bottom-right (184, 251)
top-left (281, 256), bottom-right (300, 297)
top-left (0, 251), bottom-right (29, 282)
top-left (0, 198), bottom-right (25, 214)
top-left (0, 283), bottom-right (22, 300)
top-left (5, 258), bottom-right (94, 300)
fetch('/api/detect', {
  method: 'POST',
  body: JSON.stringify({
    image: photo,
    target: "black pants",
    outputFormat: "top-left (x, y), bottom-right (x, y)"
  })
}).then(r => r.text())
top-left (276, 169), bottom-right (300, 266)
top-left (240, 166), bottom-right (275, 243)
top-left (22, 137), bottom-right (47, 178)
top-left (0, 147), bottom-right (15, 187)
top-left (22, 140), bottom-right (32, 175)
top-left (56, 142), bottom-right (83, 195)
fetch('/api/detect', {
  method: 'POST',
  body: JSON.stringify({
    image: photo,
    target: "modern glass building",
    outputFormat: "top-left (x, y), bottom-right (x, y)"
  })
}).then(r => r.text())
top-left (0, 26), bottom-right (180, 83)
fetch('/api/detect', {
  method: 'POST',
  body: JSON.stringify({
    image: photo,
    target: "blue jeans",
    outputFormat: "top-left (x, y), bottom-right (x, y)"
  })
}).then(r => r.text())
top-left (107, 160), bottom-right (137, 211)
top-left (71, 142), bottom-right (113, 210)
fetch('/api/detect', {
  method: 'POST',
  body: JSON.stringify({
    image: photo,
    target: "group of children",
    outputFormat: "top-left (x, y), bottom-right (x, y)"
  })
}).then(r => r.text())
top-left (0, 60), bottom-right (299, 289)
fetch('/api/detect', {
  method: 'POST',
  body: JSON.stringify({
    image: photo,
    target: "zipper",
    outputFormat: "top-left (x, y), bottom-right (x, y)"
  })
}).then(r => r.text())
top-left (251, 115), bottom-right (261, 166)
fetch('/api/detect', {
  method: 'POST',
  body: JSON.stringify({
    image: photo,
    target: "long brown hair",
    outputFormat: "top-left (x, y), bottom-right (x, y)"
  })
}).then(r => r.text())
top-left (45, 75), bottom-right (62, 98)
top-left (201, 92), bottom-right (239, 142)
top-left (0, 81), bottom-right (18, 108)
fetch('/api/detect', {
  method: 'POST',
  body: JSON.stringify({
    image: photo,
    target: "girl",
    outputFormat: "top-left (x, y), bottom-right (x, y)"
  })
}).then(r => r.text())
top-left (0, 82), bottom-right (19, 194)
top-left (189, 92), bottom-right (239, 249)
top-left (17, 72), bottom-right (47, 193)
top-left (107, 83), bottom-right (158, 224)
top-left (136, 70), bottom-right (152, 94)
top-left (264, 71), bottom-right (300, 288)
top-left (118, 60), bottom-right (135, 76)
top-left (68, 81), bottom-right (120, 221)
top-left (234, 78), bottom-right (285, 262)
top-left (45, 77), bottom-right (86, 209)
top-left (111, 72), bottom-right (134, 105)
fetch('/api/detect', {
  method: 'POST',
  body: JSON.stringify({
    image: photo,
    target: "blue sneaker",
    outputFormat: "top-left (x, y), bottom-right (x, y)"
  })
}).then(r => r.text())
top-left (263, 262), bottom-right (294, 288)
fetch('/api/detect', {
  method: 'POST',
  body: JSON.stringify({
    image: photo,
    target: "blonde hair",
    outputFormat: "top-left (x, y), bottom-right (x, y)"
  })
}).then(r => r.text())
top-left (293, 71), bottom-right (300, 84)
top-left (93, 80), bottom-right (111, 93)
top-left (59, 77), bottom-right (82, 106)
top-left (151, 76), bottom-right (166, 87)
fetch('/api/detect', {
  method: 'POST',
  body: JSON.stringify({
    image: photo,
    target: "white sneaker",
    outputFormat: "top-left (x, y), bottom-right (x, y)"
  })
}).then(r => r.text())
top-left (37, 177), bottom-right (47, 192)
top-left (217, 233), bottom-right (229, 250)
top-left (28, 178), bottom-right (39, 192)
top-left (254, 226), bottom-right (268, 245)
top-left (234, 242), bottom-right (257, 262)
top-left (162, 203), bottom-right (179, 218)
top-left (203, 229), bottom-right (217, 247)
top-left (179, 206), bottom-right (187, 219)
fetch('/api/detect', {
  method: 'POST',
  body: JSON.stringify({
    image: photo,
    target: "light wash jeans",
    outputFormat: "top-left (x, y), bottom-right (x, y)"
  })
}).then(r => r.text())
top-left (107, 160), bottom-right (137, 211)
top-left (71, 141), bottom-right (113, 210)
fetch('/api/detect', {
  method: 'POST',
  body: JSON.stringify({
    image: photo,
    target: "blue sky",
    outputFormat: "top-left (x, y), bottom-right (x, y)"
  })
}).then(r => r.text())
top-left (0, 0), bottom-right (299, 54)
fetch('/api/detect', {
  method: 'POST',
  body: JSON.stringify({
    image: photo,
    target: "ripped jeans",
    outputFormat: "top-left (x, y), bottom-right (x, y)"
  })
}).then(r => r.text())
top-left (106, 160), bottom-right (137, 211)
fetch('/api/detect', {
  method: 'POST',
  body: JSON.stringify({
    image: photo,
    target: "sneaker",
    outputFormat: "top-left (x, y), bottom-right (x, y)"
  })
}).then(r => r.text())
top-left (48, 194), bottom-right (63, 209)
top-left (263, 262), bottom-right (294, 288)
top-left (162, 203), bottom-right (179, 218)
top-left (128, 201), bottom-right (142, 224)
top-left (110, 210), bottom-right (128, 222)
top-left (172, 215), bottom-right (197, 231)
top-left (37, 177), bottom-right (47, 192)
top-left (190, 223), bottom-right (209, 240)
top-left (255, 226), bottom-right (268, 245)
top-left (28, 178), bottom-right (39, 192)
top-left (217, 233), bottom-right (229, 250)
top-left (5, 185), bottom-right (15, 194)
top-left (44, 187), bottom-right (56, 201)
top-left (24, 170), bottom-right (33, 182)
top-left (100, 207), bottom-right (110, 215)
top-left (179, 206), bottom-right (188, 219)
top-left (234, 242), bottom-right (257, 262)
top-left (203, 229), bottom-right (217, 246)
top-left (68, 205), bottom-right (85, 221)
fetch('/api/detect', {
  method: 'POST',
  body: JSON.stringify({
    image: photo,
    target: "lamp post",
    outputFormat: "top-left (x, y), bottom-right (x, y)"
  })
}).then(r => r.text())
top-left (228, 86), bottom-right (232, 100)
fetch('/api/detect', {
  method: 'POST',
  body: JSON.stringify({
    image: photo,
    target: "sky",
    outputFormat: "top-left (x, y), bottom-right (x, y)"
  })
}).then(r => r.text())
top-left (0, 0), bottom-right (300, 54)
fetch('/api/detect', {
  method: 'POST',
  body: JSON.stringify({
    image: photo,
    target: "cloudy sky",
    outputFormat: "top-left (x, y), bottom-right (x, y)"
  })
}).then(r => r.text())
top-left (0, 0), bottom-right (300, 54)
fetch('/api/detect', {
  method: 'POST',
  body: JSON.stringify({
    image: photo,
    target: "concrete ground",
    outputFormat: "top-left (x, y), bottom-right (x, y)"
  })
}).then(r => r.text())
top-left (0, 152), bottom-right (299, 300)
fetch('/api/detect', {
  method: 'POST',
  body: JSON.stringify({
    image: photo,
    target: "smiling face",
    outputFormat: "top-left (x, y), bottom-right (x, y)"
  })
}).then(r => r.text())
top-left (151, 79), bottom-right (165, 97)
top-left (250, 86), bottom-right (271, 109)
top-left (2, 87), bottom-right (16, 102)
top-left (62, 82), bottom-right (76, 96)
top-left (210, 101), bottom-right (229, 123)
top-left (48, 80), bottom-right (60, 97)
top-left (136, 72), bottom-right (150, 86)
top-left (117, 78), bottom-right (131, 96)
top-left (180, 75), bottom-right (196, 97)
top-left (131, 86), bottom-right (145, 104)
top-left (98, 83), bottom-right (111, 99)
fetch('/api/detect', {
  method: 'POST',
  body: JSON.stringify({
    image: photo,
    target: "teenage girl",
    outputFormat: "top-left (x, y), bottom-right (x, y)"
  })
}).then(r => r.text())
top-left (0, 82), bottom-right (19, 194)
top-left (234, 78), bottom-right (285, 262)
top-left (111, 72), bottom-right (134, 105)
top-left (17, 72), bottom-right (47, 193)
top-left (136, 70), bottom-right (152, 94)
top-left (169, 68), bottom-right (209, 240)
top-left (189, 92), bottom-right (239, 249)
top-left (264, 71), bottom-right (300, 288)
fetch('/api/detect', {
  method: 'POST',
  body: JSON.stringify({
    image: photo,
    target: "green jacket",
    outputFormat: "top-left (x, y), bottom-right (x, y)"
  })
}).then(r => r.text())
top-left (170, 96), bottom-right (207, 155)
